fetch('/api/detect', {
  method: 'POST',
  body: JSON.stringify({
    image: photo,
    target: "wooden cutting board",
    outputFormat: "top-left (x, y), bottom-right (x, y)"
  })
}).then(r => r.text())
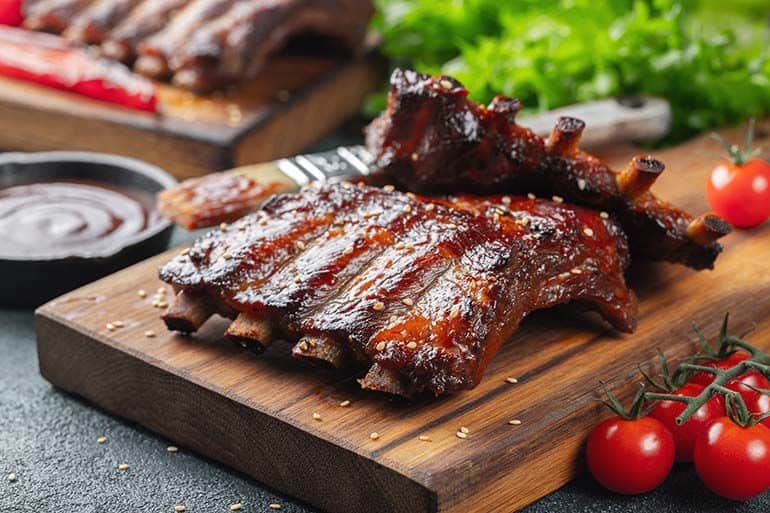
top-left (35, 125), bottom-right (770, 513)
top-left (0, 48), bottom-right (381, 179)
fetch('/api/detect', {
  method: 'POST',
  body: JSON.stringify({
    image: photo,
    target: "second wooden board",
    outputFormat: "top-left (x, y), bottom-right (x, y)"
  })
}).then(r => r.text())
top-left (0, 48), bottom-right (381, 178)
top-left (35, 126), bottom-right (770, 512)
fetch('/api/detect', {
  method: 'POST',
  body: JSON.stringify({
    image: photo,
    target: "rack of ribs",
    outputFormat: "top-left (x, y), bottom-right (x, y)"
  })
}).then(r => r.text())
top-left (365, 69), bottom-right (731, 270)
top-left (170, 0), bottom-right (375, 92)
top-left (158, 182), bottom-right (637, 397)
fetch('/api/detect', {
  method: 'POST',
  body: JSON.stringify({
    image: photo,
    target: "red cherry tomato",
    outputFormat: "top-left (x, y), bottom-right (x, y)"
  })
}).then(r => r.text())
top-left (0, 0), bottom-right (22, 26)
top-left (586, 416), bottom-right (675, 494)
top-left (690, 352), bottom-right (770, 407)
top-left (649, 383), bottom-right (725, 462)
top-left (694, 418), bottom-right (770, 500)
top-left (707, 158), bottom-right (770, 228)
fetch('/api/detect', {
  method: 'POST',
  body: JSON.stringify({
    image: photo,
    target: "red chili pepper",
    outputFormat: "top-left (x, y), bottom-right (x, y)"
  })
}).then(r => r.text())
top-left (0, 26), bottom-right (157, 112)
top-left (0, 0), bottom-right (23, 26)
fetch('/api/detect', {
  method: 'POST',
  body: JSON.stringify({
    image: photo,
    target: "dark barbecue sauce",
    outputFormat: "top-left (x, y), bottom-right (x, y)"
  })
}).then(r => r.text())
top-left (0, 180), bottom-right (157, 259)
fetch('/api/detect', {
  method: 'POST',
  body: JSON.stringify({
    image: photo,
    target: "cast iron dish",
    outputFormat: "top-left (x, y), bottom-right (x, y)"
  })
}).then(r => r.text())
top-left (0, 151), bottom-right (176, 306)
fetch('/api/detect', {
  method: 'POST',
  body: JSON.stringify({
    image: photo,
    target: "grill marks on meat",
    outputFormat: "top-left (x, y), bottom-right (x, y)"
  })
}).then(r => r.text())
top-left (365, 69), bottom-right (731, 270)
top-left (159, 183), bottom-right (637, 396)
top-left (23, 0), bottom-right (374, 92)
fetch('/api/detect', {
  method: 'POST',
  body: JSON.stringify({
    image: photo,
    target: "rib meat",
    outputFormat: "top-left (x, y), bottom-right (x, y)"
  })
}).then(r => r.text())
top-left (365, 69), bottom-right (731, 270)
top-left (101, 0), bottom-right (188, 62)
top-left (23, 0), bottom-right (95, 33)
top-left (159, 182), bottom-right (637, 396)
top-left (133, 0), bottom-right (236, 79)
top-left (169, 0), bottom-right (375, 92)
top-left (63, 0), bottom-right (140, 44)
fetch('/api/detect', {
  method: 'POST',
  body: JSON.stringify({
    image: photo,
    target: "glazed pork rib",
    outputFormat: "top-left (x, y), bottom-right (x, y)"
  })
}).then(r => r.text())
top-left (23, 0), bottom-right (95, 33)
top-left (159, 183), bottom-right (637, 396)
top-left (101, 0), bottom-right (188, 62)
top-left (365, 69), bottom-right (731, 270)
top-left (170, 0), bottom-right (375, 92)
top-left (62, 0), bottom-right (140, 44)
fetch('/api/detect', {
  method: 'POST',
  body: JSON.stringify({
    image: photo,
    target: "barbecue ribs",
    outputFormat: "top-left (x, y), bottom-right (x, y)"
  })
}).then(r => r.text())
top-left (159, 182), bottom-right (637, 396)
top-left (365, 69), bottom-right (731, 270)
top-left (23, 0), bottom-right (374, 92)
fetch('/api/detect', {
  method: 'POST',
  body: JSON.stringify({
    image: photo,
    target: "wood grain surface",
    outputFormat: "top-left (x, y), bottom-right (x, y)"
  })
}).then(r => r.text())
top-left (0, 51), bottom-right (382, 178)
top-left (35, 123), bottom-right (770, 513)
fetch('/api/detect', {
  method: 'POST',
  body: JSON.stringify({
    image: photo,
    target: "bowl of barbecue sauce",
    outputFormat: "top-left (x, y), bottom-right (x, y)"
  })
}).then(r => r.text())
top-left (0, 152), bottom-right (176, 306)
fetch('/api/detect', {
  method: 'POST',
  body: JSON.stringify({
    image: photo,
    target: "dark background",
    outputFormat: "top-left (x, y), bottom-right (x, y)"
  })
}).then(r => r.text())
top-left (2, 124), bottom-right (769, 512)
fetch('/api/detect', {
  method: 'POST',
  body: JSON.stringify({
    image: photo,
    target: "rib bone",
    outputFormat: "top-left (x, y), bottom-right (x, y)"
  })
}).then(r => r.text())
top-left (358, 363), bottom-right (414, 398)
top-left (291, 335), bottom-right (347, 368)
top-left (225, 312), bottom-right (273, 350)
top-left (546, 116), bottom-right (585, 154)
top-left (162, 289), bottom-right (215, 333)
top-left (616, 155), bottom-right (665, 199)
top-left (687, 214), bottom-right (732, 246)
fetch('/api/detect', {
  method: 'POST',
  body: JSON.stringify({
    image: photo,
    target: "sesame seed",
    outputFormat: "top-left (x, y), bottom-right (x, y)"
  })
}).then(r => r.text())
top-left (505, 377), bottom-right (518, 384)
top-left (339, 400), bottom-right (351, 408)
top-left (394, 242), bottom-right (405, 250)
top-left (112, 321), bottom-right (124, 328)
top-left (402, 298), bottom-right (414, 307)
top-left (411, 152), bottom-right (419, 162)
top-left (156, 301), bottom-right (168, 309)
top-left (343, 246), bottom-right (354, 255)
top-left (259, 219), bottom-right (268, 226)
top-left (439, 79), bottom-right (453, 90)
top-left (370, 432), bottom-right (380, 440)
top-left (138, 289), bottom-right (147, 298)
top-left (373, 301), bottom-right (385, 311)
top-left (406, 341), bottom-right (417, 349)
top-left (297, 341), bottom-right (309, 352)
top-left (425, 203), bottom-right (435, 211)
top-left (600, 211), bottom-right (610, 219)
top-left (296, 241), bottom-right (306, 250)
top-left (341, 181), bottom-right (353, 189)
top-left (145, 330), bottom-right (156, 338)
top-left (269, 504), bottom-right (281, 510)
top-left (312, 412), bottom-right (322, 421)
top-left (157, 288), bottom-right (166, 295)
top-left (220, 223), bottom-right (228, 230)
top-left (456, 431), bottom-right (468, 439)
top-left (527, 193), bottom-right (536, 200)
top-left (583, 227), bottom-right (595, 237)
top-left (383, 185), bottom-right (395, 192)
top-left (447, 223), bottom-right (457, 230)
top-left (418, 435), bottom-right (431, 442)
top-left (180, 248), bottom-right (191, 256)
top-left (375, 341), bottom-right (386, 351)
top-left (459, 426), bottom-right (469, 434)
top-left (508, 419), bottom-right (522, 425)
top-left (449, 306), bottom-right (460, 319)
top-left (364, 210), bottom-right (382, 218)
top-left (97, 436), bottom-right (107, 444)
top-left (571, 268), bottom-right (582, 275)
top-left (174, 506), bottom-right (186, 512)
top-left (222, 252), bottom-right (232, 260)
top-left (552, 195), bottom-right (564, 204)
top-left (577, 178), bottom-right (587, 191)
top-left (516, 218), bottom-right (530, 227)
top-left (406, 192), bottom-right (416, 199)
top-left (6, 473), bottom-right (16, 482)
top-left (118, 463), bottom-right (129, 471)
top-left (402, 204), bottom-right (412, 213)
top-left (501, 196), bottom-right (511, 205)
top-left (230, 503), bottom-right (242, 511)
top-left (106, 323), bottom-right (115, 331)
top-left (167, 446), bottom-right (178, 453)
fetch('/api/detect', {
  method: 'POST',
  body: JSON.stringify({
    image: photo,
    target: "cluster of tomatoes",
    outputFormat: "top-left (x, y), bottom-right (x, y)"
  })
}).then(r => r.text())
top-left (586, 350), bottom-right (770, 501)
